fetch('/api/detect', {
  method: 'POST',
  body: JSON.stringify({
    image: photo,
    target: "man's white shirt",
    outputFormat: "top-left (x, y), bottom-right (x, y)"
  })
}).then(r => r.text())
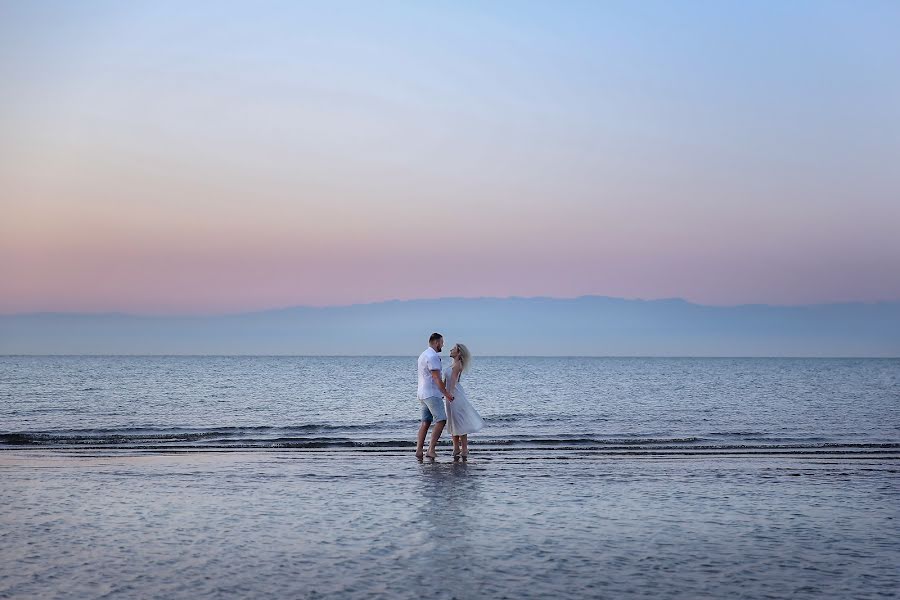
top-left (417, 347), bottom-right (442, 399)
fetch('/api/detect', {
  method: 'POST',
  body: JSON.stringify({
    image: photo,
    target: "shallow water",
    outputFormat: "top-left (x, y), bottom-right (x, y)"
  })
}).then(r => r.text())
top-left (1, 450), bottom-right (897, 599)
top-left (1, 357), bottom-right (898, 598)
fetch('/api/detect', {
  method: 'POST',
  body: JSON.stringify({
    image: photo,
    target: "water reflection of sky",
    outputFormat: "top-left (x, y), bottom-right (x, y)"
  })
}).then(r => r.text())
top-left (1, 451), bottom-right (897, 598)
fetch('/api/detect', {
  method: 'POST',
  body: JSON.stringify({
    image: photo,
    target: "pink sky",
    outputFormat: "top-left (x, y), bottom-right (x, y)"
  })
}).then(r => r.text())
top-left (2, 3), bottom-right (899, 314)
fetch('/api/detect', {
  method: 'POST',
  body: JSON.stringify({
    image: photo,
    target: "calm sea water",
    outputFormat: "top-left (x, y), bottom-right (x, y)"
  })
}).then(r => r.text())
top-left (2, 356), bottom-right (899, 451)
top-left (1, 356), bottom-right (898, 599)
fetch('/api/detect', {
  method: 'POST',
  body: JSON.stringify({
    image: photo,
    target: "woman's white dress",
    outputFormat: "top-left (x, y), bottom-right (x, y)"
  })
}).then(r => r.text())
top-left (443, 365), bottom-right (484, 436)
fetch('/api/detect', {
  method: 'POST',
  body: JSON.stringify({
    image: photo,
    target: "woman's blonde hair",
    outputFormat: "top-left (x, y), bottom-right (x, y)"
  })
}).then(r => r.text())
top-left (454, 343), bottom-right (472, 372)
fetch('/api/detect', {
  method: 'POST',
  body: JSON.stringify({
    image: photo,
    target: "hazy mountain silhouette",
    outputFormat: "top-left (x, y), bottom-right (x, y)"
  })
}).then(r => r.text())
top-left (1, 296), bottom-right (898, 356)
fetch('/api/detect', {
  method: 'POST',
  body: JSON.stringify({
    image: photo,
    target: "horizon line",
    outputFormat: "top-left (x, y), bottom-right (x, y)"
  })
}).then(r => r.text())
top-left (3, 294), bottom-right (900, 318)
top-left (2, 354), bottom-right (898, 359)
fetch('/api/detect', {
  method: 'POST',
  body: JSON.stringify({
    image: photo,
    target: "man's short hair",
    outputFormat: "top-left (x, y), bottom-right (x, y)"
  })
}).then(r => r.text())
top-left (429, 332), bottom-right (443, 344)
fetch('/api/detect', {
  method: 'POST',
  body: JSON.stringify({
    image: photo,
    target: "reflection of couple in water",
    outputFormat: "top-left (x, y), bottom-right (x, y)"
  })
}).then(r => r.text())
top-left (416, 332), bottom-right (484, 460)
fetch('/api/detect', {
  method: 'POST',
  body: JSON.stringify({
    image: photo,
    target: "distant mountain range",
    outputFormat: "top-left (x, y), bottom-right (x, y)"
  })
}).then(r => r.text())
top-left (1, 296), bottom-right (899, 356)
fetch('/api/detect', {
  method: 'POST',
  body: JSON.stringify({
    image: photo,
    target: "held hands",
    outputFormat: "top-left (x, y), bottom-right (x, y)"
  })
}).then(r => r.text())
top-left (446, 393), bottom-right (454, 402)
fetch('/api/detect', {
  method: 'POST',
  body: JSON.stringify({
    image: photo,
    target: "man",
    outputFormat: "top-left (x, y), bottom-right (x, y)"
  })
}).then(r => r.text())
top-left (416, 332), bottom-right (454, 459)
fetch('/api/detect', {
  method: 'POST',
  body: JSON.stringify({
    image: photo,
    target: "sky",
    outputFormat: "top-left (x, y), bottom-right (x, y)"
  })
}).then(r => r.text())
top-left (2, 1), bottom-right (899, 315)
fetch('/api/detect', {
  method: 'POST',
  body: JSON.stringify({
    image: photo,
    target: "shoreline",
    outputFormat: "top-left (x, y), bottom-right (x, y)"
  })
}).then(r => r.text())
top-left (3, 447), bottom-right (899, 463)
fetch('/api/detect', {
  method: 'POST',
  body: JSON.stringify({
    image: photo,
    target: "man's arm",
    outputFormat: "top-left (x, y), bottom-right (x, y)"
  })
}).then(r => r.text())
top-left (431, 370), bottom-right (454, 402)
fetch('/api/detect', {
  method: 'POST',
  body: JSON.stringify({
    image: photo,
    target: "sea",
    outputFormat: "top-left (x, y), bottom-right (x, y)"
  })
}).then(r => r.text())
top-left (1, 356), bottom-right (898, 599)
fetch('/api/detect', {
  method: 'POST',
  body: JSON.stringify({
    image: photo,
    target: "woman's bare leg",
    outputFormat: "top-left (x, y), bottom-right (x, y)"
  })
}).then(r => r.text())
top-left (460, 434), bottom-right (468, 457)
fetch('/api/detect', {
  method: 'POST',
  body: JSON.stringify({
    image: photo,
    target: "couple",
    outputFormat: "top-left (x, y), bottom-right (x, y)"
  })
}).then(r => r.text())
top-left (416, 332), bottom-right (484, 460)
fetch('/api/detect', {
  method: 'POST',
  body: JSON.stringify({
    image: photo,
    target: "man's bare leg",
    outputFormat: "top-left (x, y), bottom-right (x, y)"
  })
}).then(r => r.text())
top-left (416, 421), bottom-right (430, 459)
top-left (426, 420), bottom-right (445, 458)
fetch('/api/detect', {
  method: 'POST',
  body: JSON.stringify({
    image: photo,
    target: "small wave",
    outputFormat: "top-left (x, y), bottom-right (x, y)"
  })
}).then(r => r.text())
top-left (483, 414), bottom-right (609, 425)
top-left (740, 436), bottom-right (830, 443)
top-left (28, 423), bottom-right (393, 434)
top-left (0, 430), bottom-right (700, 447)
top-left (3, 429), bottom-right (897, 453)
top-left (274, 439), bottom-right (418, 449)
top-left (483, 413), bottom-right (536, 423)
top-left (484, 436), bottom-right (702, 446)
top-left (0, 422), bottom-right (401, 444)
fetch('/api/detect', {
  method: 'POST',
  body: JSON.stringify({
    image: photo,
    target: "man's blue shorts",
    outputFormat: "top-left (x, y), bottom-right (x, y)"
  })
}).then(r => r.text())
top-left (420, 396), bottom-right (447, 423)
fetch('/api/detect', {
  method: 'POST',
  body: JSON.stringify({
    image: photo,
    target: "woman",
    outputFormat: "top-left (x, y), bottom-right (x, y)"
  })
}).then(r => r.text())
top-left (444, 343), bottom-right (484, 457)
